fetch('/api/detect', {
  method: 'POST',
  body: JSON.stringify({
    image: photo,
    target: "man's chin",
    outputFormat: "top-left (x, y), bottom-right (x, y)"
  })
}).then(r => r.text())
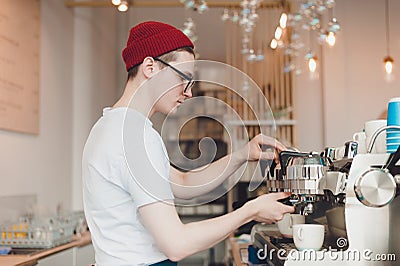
top-left (166, 106), bottom-right (178, 115)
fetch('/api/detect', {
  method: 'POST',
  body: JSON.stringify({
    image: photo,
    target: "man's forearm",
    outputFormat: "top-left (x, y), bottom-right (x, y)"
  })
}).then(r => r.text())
top-left (171, 149), bottom-right (247, 199)
top-left (141, 199), bottom-right (257, 261)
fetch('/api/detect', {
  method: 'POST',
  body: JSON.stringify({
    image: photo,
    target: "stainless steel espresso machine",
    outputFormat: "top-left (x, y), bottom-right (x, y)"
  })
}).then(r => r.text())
top-left (253, 127), bottom-right (400, 265)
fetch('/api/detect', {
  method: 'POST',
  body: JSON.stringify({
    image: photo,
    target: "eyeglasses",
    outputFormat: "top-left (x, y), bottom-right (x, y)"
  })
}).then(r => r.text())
top-left (154, 58), bottom-right (195, 93)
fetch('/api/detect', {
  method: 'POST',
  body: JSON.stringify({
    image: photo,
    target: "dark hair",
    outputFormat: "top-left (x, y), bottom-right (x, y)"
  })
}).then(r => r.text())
top-left (127, 46), bottom-right (195, 82)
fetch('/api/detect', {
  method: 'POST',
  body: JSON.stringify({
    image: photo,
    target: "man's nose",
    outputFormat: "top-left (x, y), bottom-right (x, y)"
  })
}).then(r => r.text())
top-left (183, 87), bottom-right (193, 98)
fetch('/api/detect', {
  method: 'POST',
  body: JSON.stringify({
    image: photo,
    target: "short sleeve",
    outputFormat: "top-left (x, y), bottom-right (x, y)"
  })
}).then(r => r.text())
top-left (122, 114), bottom-right (174, 207)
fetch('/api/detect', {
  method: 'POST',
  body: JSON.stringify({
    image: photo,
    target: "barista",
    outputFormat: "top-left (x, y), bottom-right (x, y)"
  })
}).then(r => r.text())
top-left (82, 21), bottom-right (293, 266)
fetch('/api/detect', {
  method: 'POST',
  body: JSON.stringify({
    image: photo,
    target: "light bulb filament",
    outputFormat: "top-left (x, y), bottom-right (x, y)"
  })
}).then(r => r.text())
top-left (270, 39), bottom-right (278, 49)
top-left (275, 27), bottom-right (283, 40)
top-left (118, 1), bottom-right (128, 12)
top-left (280, 13), bottom-right (287, 29)
top-left (326, 32), bottom-right (336, 46)
top-left (384, 56), bottom-right (394, 74)
top-left (385, 61), bottom-right (393, 74)
top-left (308, 57), bottom-right (317, 73)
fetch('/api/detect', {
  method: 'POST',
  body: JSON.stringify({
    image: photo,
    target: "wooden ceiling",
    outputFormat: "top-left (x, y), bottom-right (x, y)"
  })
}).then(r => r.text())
top-left (64, 0), bottom-right (282, 9)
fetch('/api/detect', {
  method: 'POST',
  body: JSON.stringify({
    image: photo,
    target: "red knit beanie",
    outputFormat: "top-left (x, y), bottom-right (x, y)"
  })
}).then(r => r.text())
top-left (122, 21), bottom-right (194, 71)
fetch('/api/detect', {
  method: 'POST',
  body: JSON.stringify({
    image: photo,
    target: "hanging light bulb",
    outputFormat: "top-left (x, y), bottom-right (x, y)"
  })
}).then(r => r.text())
top-left (279, 13), bottom-right (288, 29)
top-left (181, 18), bottom-right (198, 43)
top-left (326, 31), bottom-right (336, 46)
top-left (318, 30), bottom-right (328, 44)
top-left (231, 11), bottom-right (240, 23)
top-left (384, 56), bottom-right (394, 74)
top-left (221, 8), bottom-right (230, 21)
top-left (308, 56), bottom-right (317, 73)
top-left (328, 17), bottom-right (341, 33)
top-left (197, 0), bottom-right (208, 14)
top-left (304, 49), bottom-right (313, 60)
top-left (383, 0), bottom-right (394, 78)
top-left (274, 26), bottom-right (283, 40)
top-left (111, 0), bottom-right (121, 6)
top-left (183, 0), bottom-right (195, 9)
top-left (256, 49), bottom-right (264, 61)
top-left (247, 49), bottom-right (257, 62)
top-left (118, 1), bottom-right (129, 12)
top-left (270, 39), bottom-right (278, 49)
top-left (326, 0), bottom-right (336, 9)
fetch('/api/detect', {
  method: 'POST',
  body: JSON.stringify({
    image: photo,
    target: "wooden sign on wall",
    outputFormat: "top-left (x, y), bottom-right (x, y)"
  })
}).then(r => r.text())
top-left (0, 0), bottom-right (40, 134)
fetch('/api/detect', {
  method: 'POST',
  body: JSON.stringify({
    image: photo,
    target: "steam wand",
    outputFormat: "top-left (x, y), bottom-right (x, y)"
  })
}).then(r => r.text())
top-left (367, 125), bottom-right (400, 153)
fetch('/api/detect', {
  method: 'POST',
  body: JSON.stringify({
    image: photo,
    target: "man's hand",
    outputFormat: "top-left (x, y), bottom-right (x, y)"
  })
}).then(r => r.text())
top-left (238, 134), bottom-right (286, 162)
top-left (245, 192), bottom-right (294, 223)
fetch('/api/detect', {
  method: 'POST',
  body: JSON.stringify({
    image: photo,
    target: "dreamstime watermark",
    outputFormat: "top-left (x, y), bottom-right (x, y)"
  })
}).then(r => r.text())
top-left (256, 238), bottom-right (397, 262)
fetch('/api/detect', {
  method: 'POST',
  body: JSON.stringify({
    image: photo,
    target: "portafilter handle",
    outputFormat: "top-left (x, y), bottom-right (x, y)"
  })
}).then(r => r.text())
top-left (279, 150), bottom-right (309, 176)
top-left (367, 125), bottom-right (400, 153)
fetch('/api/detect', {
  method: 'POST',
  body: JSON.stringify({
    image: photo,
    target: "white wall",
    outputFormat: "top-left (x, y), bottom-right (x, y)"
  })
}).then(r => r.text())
top-left (0, 0), bottom-right (118, 213)
top-left (71, 7), bottom-right (118, 210)
top-left (295, 0), bottom-right (400, 151)
top-left (0, 0), bottom-right (74, 214)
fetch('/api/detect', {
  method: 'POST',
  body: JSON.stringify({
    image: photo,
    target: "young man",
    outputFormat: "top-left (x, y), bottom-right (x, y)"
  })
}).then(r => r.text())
top-left (82, 21), bottom-right (293, 266)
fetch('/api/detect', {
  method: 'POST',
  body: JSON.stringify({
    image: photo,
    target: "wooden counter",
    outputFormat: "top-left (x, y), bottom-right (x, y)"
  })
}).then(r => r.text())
top-left (229, 237), bottom-right (249, 265)
top-left (0, 232), bottom-right (92, 266)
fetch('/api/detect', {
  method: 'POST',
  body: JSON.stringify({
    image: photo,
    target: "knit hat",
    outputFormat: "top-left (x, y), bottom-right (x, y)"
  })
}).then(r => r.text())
top-left (122, 21), bottom-right (194, 71)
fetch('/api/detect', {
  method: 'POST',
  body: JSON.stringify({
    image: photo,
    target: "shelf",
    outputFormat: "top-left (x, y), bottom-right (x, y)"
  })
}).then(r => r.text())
top-left (225, 119), bottom-right (297, 126)
top-left (176, 204), bottom-right (226, 216)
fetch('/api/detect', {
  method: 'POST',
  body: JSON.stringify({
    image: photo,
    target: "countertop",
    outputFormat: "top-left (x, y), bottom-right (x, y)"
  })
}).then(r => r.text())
top-left (0, 232), bottom-right (92, 266)
top-left (229, 237), bottom-right (249, 266)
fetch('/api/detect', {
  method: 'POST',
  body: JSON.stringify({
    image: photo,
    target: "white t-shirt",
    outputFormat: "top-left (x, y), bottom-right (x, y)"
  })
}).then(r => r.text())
top-left (82, 107), bottom-right (174, 266)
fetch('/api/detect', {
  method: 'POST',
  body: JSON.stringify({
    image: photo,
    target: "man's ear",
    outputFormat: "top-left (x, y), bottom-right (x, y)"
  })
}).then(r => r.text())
top-left (141, 57), bottom-right (156, 79)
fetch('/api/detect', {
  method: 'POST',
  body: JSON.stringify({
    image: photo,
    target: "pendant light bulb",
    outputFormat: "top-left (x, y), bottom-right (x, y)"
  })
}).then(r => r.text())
top-left (279, 13), bottom-right (288, 29)
top-left (118, 1), bottom-right (129, 12)
top-left (270, 39), bottom-right (278, 49)
top-left (326, 32), bottom-right (336, 47)
top-left (384, 0), bottom-right (393, 77)
top-left (308, 56), bottom-right (317, 73)
top-left (111, 0), bottom-right (121, 5)
top-left (275, 26), bottom-right (283, 40)
top-left (384, 56), bottom-right (394, 74)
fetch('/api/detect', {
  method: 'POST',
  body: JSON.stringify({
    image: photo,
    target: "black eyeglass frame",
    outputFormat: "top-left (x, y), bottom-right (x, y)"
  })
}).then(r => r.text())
top-left (154, 58), bottom-right (195, 93)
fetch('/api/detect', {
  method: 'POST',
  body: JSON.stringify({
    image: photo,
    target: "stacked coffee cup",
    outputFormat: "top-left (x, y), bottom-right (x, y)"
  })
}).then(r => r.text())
top-left (387, 98), bottom-right (400, 153)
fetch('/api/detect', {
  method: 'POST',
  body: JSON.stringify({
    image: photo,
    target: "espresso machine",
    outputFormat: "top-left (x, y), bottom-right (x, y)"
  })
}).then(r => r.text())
top-left (253, 126), bottom-right (400, 265)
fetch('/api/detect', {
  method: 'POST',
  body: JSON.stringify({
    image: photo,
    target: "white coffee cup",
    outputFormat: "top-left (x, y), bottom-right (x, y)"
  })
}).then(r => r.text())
top-left (277, 213), bottom-right (305, 238)
top-left (353, 131), bottom-right (367, 154)
top-left (365, 120), bottom-right (387, 153)
top-left (293, 224), bottom-right (324, 251)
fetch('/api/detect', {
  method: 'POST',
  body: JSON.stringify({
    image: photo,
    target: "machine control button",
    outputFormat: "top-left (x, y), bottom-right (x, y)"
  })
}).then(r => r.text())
top-left (354, 168), bottom-right (396, 207)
